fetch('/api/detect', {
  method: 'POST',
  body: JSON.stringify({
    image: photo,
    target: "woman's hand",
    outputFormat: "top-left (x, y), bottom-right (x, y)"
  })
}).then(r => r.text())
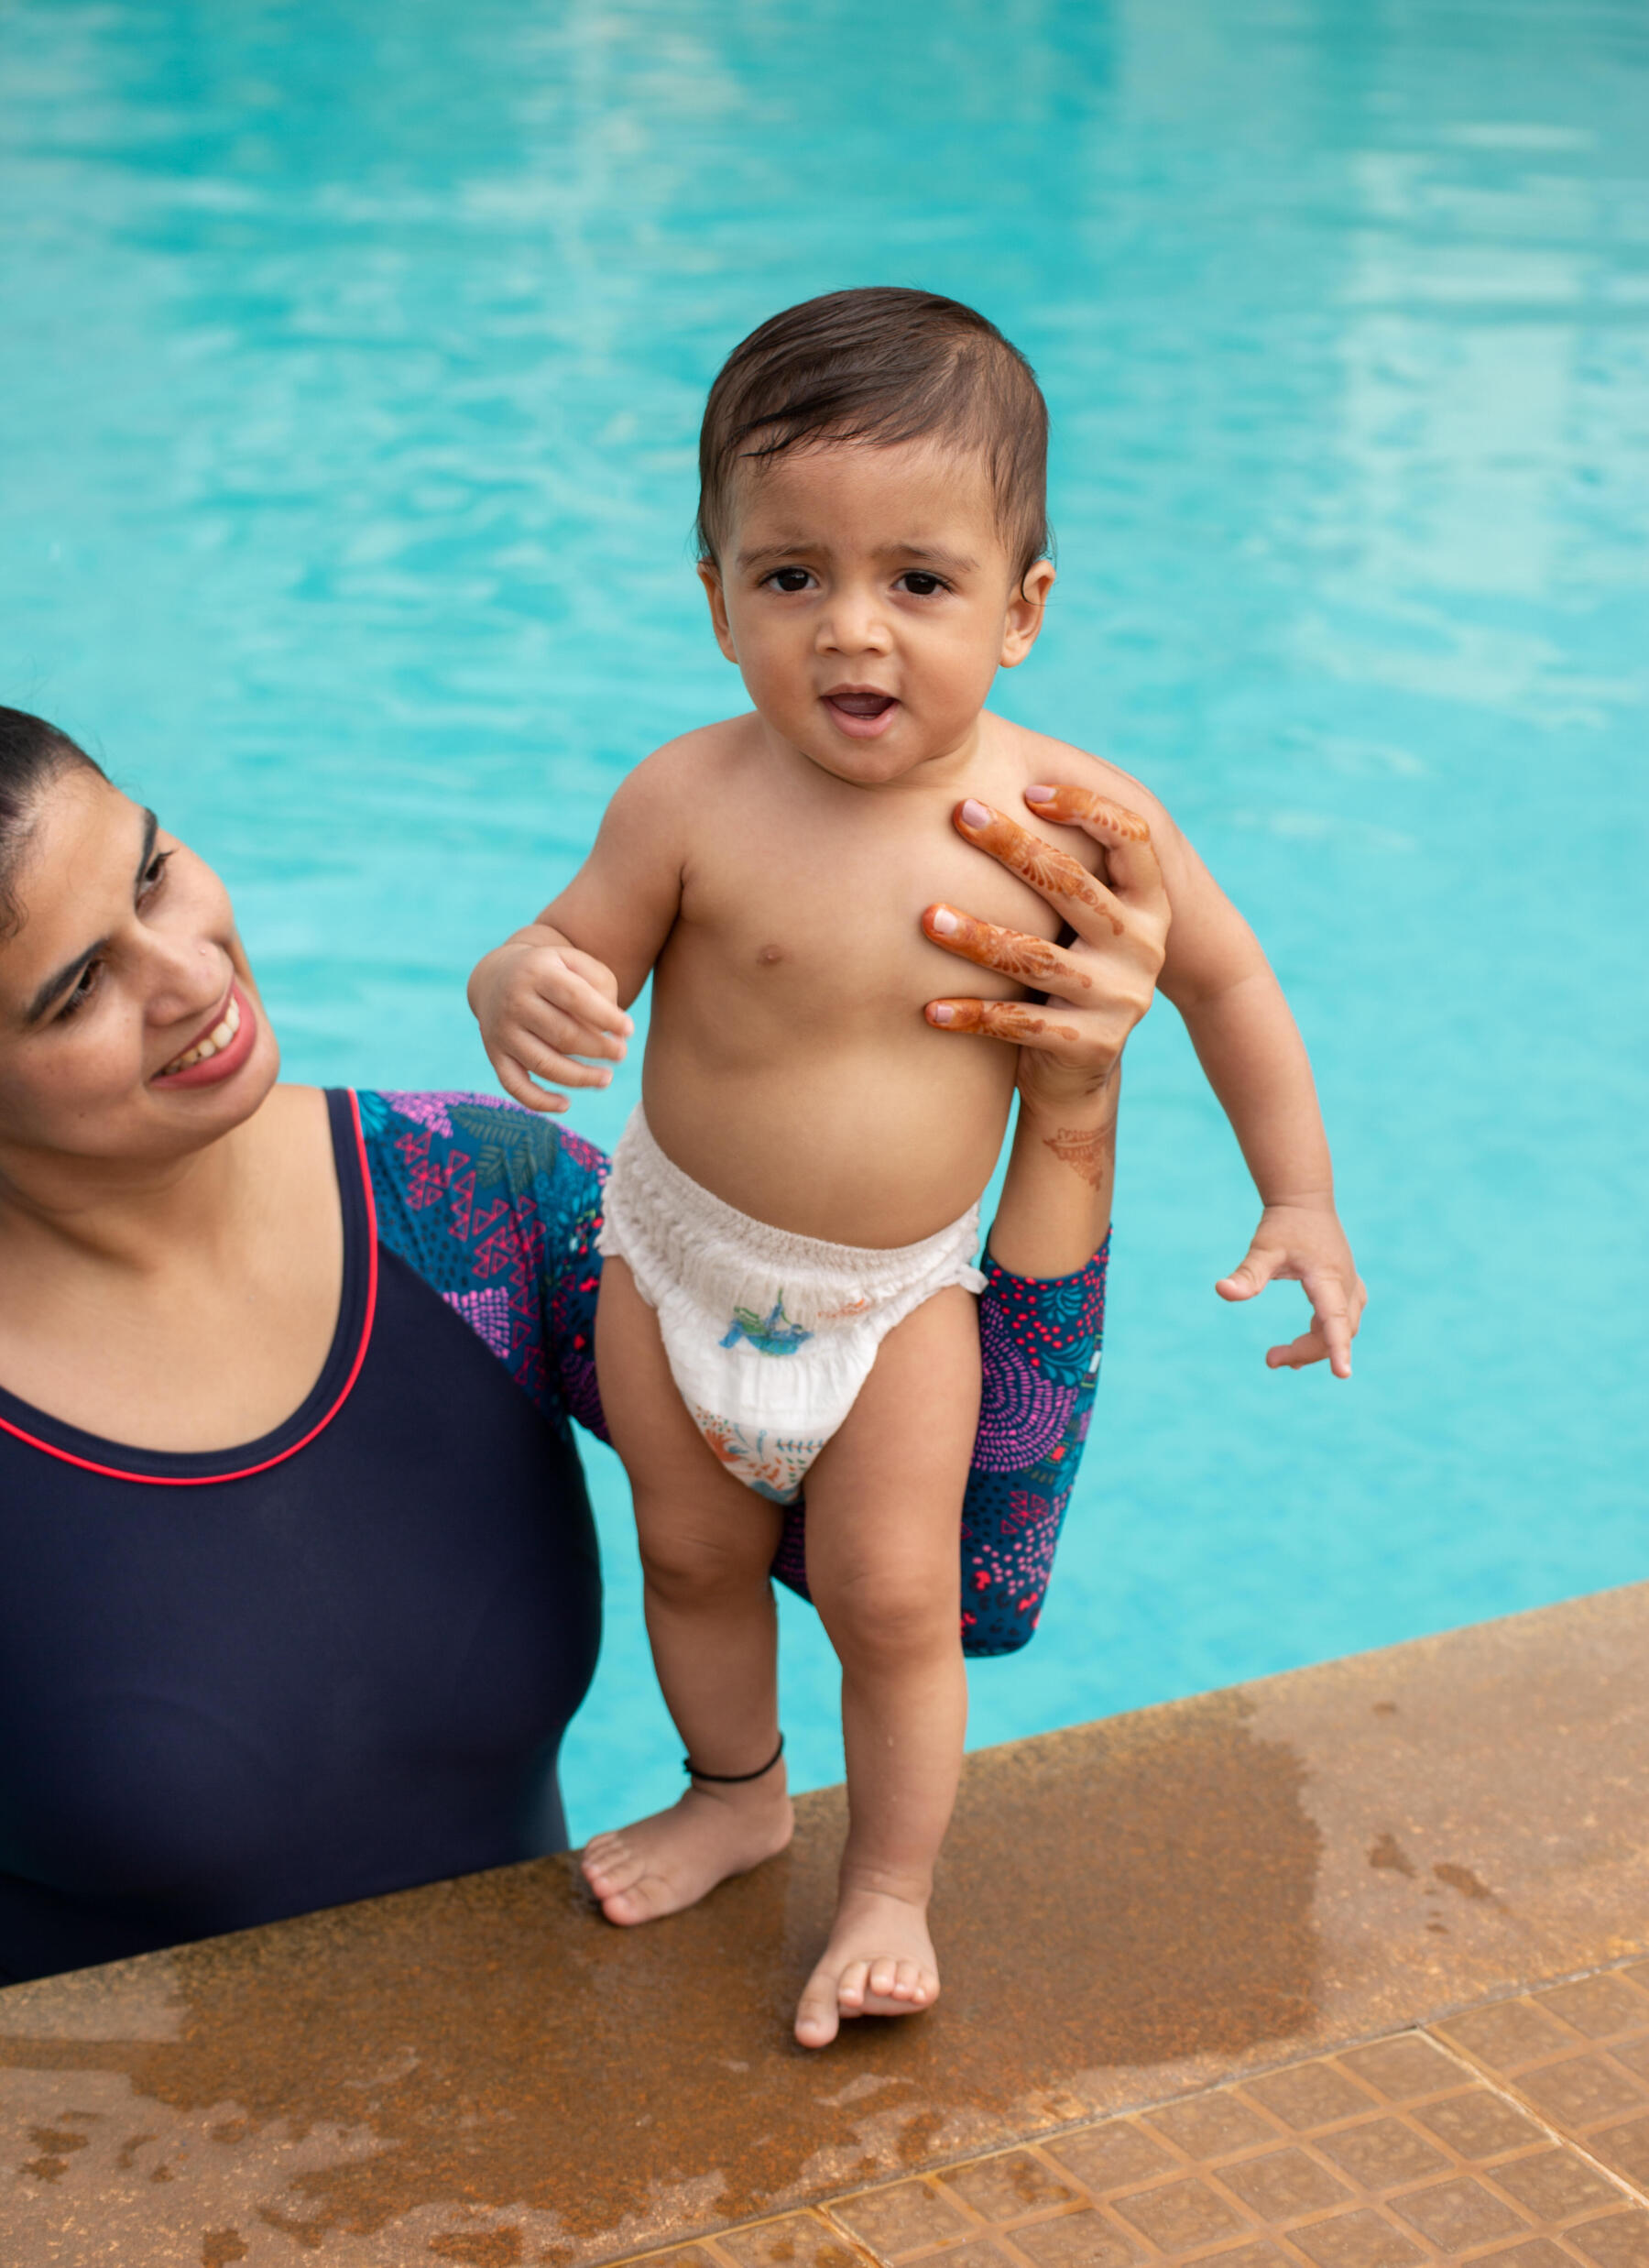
top-left (921, 785), bottom-right (1169, 1114)
top-left (921, 784), bottom-right (1169, 1278)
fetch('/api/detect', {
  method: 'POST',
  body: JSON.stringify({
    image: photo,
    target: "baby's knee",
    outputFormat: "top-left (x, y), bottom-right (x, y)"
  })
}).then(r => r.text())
top-left (821, 1565), bottom-right (958, 1671)
top-left (639, 1518), bottom-right (768, 1606)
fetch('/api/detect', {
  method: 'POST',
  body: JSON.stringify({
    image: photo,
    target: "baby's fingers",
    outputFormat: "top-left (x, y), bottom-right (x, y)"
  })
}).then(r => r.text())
top-left (1303, 1271), bottom-right (1359, 1380)
top-left (530, 962), bottom-right (633, 1043)
top-left (514, 991), bottom-right (629, 1066)
top-left (493, 1052), bottom-right (569, 1116)
top-left (1266, 1326), bottom-right (1330, 1372)
top-left (1216, 1246), bottom-right (1283, 1303)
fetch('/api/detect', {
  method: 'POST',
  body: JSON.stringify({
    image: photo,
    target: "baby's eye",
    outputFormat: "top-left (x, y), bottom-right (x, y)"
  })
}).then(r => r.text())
top-left (766, 567), bottom-right (814, 595)
top-left (899, 571), bottom-right (948, 597)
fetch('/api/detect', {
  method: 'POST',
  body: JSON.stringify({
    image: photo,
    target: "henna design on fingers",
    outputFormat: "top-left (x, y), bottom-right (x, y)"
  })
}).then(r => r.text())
top-left (1042, 1124), bottom-right (1112, 1191)
top-left (928, 1000), bottom-right (1082, 1044)
top-left (923, 907), bottom-right (1093, 990)
top-left (954, 805), bottom-right (1125, 936)
top-left (1026, 784), bottom-right (1152, 842)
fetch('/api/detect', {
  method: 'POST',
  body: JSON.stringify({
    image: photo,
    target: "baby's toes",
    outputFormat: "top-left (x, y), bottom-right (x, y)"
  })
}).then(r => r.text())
top-left (581, 1836), bottom-right (636, 1894)
top-left (835, 1958), bottom-right (871, 2012)
top-left (891, 1958), bottom-right (928, 2002)
top-left (867, 1955), bottom-right (900, 2000)
top-left (795, 1972), bottom-right (843, 2050)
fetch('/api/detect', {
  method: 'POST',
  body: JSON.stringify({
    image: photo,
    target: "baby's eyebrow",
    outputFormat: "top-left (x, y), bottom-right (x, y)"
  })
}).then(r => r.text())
top-left (736, 539), bottom-right (819, 571)
top-left (736, 539), bottom-right (980, 574)
top-left (880, 542), bottom-right (979, 574)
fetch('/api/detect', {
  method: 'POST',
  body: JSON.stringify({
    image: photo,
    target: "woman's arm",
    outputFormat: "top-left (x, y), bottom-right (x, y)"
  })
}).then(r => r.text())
top-left (772, 786), bottom-right (1170, 1655)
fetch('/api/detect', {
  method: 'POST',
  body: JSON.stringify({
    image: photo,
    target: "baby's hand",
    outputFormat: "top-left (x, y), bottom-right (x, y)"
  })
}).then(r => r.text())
top-left (1216, 1201), bottom-right (1366, 1380)
top-left (467, 927), bottom-right (633, 1115)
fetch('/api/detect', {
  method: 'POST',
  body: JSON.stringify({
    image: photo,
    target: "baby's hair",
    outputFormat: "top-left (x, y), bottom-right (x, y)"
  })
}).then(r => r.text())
top-left (0, 707), bottom-right (104, 942)
top-left (696, 288), bottom-right (1050, 587)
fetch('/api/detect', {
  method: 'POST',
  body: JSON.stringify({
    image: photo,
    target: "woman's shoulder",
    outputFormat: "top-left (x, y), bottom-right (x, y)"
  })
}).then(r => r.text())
top-left (355, 1090), bottom-right (607, 1256)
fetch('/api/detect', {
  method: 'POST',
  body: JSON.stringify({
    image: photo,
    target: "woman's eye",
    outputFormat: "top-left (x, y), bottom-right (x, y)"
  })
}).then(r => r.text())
top-left (139, 849), bottom-right (173, 900)
top-left (57, 961), bottom-right (101, 1022)
top-left (901, 572), bottom-right (946, 597)
top-left (768, 568), bottom-right (813, 594)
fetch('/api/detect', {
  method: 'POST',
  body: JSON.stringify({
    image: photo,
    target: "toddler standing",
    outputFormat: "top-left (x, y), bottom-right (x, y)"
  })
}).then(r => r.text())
top-left (470, 289), bottom-right (1364, 2048)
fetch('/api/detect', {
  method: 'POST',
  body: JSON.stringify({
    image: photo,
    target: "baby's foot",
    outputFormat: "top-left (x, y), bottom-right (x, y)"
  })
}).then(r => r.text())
top-left (794, 1886), bottom-right (939, 2050)
top-left (581, 1779), bottom-right (793, 1926)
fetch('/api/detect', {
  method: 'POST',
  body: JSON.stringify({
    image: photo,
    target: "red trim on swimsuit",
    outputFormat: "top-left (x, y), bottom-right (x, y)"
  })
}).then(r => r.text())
top-left (0, 1090), bottom-right (379, 1487)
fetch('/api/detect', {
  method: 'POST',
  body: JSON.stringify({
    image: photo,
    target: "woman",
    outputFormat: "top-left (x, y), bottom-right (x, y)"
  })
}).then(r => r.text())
top-left (0, 707), bottom-right (1166, 1985)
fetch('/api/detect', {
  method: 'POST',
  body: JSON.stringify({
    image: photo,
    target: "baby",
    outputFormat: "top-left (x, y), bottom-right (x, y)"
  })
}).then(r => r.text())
top-left (470, 288), bottom-right (1363, 2049)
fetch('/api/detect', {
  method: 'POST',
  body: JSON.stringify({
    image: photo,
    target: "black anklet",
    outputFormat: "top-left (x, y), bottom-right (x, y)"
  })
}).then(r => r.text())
top-left (684, 1734), bottom-right (784, 1785)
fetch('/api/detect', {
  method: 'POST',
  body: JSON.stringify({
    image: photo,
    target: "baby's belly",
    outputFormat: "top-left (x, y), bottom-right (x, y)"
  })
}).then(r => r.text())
top-left (640, 1012), bottom-right (1019, 1248)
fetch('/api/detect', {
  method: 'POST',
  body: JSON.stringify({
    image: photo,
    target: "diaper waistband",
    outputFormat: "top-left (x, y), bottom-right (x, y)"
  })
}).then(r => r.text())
top-left (598, 1105), bottom-right (984, 1332)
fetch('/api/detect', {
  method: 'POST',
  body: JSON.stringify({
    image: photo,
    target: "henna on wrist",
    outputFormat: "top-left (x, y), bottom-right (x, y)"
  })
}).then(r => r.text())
top-left (1041, 1123), bottom-right (1114, 1191)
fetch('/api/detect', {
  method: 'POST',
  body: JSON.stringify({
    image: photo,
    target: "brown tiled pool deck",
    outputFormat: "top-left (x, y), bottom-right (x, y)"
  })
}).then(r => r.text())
top-left (4, 1583), bottom-right (1649, 2265)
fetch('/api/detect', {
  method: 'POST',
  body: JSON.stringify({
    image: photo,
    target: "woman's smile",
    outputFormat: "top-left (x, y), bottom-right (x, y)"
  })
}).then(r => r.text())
top-left (154, 981), bottom-right (257, 1087)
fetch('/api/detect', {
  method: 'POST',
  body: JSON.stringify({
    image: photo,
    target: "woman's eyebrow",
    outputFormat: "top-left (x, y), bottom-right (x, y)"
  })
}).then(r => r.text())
top-left (24, 807), bottom-right (159, 1026)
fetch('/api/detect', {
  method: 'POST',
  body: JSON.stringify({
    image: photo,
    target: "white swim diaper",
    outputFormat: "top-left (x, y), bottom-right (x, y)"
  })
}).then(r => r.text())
top-left (596, 1107), bottom-right (985, 1503)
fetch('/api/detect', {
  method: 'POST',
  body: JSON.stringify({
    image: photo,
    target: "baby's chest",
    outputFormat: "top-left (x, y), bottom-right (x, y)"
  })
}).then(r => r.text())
top-left (678, 808), bottom-right (1069, 1007)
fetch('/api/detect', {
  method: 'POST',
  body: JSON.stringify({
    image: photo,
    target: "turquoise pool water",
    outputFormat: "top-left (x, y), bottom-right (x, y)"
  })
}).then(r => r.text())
top-left (3, 1), bottom-right (1645, 1840)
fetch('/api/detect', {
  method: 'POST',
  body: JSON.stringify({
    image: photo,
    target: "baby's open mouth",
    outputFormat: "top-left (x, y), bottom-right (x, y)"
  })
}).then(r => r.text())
top-left (824, 690), bottom-right (897, 719)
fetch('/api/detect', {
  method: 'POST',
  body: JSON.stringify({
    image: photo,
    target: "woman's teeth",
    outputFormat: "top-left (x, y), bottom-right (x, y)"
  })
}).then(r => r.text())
top-left (162, 993), bottom-right (240, 1076)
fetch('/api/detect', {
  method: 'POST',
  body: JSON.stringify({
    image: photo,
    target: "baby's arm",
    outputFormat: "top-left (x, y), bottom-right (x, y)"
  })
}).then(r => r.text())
top-left (1062, 772), bottom-right (1365, 1377)
top-left (467, 752), bottom-right (688, 1113)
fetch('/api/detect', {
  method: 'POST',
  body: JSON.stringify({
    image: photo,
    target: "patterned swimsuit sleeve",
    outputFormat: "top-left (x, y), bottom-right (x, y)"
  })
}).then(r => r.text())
top-left (356, 1091), bottom-right (608, 1442)
top-left (770, 1234), bottom-right (1109, 1659)
top-left (361, 1084), bottom-right (1101, 1660)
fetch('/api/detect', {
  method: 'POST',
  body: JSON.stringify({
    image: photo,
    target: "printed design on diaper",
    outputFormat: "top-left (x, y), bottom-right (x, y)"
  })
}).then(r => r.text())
top-left (694, 1408), bottom-right (823, 1504)
top-left (718, 1295), bottom-right (814, 1356)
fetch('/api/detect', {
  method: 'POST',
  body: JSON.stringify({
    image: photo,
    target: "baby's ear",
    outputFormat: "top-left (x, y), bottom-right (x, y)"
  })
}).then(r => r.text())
top-left (697, 559), bottom-right (740, 663)
top-left (1000, 560), bottom-right (1055, 669)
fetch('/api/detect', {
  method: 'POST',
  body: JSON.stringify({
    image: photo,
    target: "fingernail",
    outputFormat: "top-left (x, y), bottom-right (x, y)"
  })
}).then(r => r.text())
top-left (960, 798), bottom-right (990, 828)
top-left (1026, 783), bottom-right (1054, 802)
top-left (929, 907), bottom-right (959, 935)
top-left (929, 1003), bottom-right (956, 1024)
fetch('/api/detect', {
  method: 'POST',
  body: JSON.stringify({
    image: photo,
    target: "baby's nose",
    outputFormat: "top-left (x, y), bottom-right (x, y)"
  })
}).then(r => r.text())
top-left (819, 594), bottom-right (890, 652)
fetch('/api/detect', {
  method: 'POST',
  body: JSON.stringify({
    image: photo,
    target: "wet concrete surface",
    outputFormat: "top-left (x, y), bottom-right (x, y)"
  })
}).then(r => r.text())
top-left (3, 1583), bottom-right (1646, 2265)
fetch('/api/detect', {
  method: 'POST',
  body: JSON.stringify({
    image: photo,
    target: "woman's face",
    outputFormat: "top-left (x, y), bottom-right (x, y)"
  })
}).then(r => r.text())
top-left (0, 766), bottom-right (279, 1175)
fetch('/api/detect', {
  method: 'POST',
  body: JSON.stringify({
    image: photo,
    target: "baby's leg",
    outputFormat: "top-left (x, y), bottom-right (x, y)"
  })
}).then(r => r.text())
top-left (794, 1286), bottom-right (980, 2049)
top-left (583, 1256), bottom-right (793, 1924)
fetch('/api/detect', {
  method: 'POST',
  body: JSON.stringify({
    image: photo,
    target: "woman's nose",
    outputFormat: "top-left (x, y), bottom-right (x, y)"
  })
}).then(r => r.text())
top-left (146, 935), bottom-right (226, 1025)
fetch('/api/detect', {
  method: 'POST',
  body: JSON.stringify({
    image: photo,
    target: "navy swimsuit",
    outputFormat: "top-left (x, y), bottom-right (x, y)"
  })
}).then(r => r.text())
top-left (0, 1090), bottom-right (1106, 1983)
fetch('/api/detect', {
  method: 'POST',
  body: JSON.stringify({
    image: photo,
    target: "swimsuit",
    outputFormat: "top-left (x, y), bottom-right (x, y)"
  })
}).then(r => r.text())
top-left (0, 1090), bottom-right (1106, 1983)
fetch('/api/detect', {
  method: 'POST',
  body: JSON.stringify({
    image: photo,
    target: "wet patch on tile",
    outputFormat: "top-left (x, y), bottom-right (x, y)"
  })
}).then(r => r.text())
top-left (0, 1693), bottom-right (1322, 2263)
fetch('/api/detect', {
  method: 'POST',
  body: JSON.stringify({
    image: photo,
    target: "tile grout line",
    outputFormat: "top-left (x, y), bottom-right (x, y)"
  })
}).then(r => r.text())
top-left (595, 1955), bottom-right (1649, 2268)
top-left (1421, 2016), bottom-right (1649, 2214)
top-left (816, 2032), bottom-right (1646, 2268)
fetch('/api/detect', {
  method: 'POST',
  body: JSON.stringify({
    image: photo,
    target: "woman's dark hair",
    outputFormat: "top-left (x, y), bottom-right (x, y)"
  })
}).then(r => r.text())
top-left (0, 707), bottom-right (104, 942)
top-left (696, 287), bottom-right (1051, 586)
